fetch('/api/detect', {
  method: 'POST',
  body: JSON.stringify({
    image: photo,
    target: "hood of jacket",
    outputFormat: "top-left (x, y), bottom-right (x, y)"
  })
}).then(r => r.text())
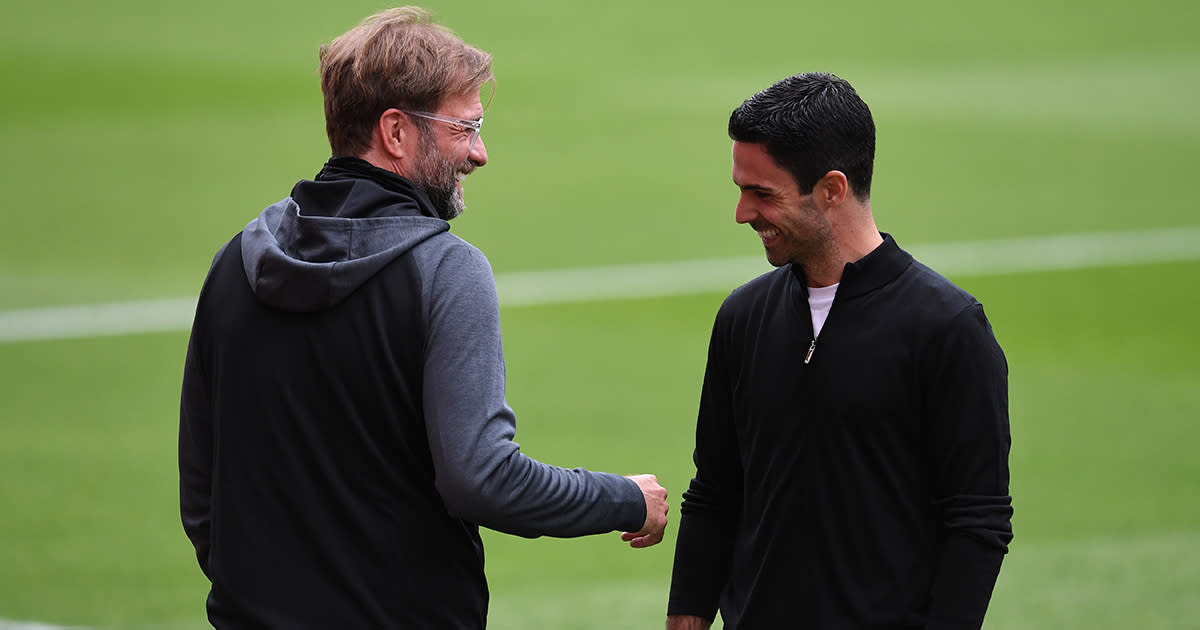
top-left (241, 157), bottom-right (450, 312)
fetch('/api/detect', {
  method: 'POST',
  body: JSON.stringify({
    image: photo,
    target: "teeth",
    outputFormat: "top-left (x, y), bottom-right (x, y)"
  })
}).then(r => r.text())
top-left (757, 227), bottom-right (779, 239)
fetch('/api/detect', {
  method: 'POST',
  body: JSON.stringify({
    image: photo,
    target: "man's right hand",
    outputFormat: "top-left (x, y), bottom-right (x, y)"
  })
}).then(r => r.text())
top-left (620, 474), bottom-right (668, 548)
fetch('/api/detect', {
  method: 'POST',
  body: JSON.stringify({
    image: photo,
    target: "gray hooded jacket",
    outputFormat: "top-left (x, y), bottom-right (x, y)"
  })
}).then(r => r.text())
top-left (180, 157), bottom-right (644, 628)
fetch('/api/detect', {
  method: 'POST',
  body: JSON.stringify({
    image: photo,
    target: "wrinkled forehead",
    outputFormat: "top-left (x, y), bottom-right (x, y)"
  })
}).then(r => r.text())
top-left (436, 89), bottom-right (486, 120)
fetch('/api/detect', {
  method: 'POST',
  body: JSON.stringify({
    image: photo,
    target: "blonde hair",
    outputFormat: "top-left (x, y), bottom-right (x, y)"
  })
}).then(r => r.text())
top-left (319, 7), bottom-right (494, 156)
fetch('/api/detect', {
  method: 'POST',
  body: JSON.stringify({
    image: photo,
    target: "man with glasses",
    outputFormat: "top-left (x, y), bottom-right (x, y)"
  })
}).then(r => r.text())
top-left (179, 7), bottom-right (668, 629)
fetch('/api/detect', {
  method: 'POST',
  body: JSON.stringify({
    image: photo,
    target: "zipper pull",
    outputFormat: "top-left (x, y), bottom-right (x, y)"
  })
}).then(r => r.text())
top-left (803, 339), bottom-right (817, 364)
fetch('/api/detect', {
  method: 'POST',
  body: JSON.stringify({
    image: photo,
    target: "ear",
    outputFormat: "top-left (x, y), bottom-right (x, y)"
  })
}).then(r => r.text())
top-left (814, 170), bottom-right (849, 209)
top-left (376, 108), bottom-right (410, 159)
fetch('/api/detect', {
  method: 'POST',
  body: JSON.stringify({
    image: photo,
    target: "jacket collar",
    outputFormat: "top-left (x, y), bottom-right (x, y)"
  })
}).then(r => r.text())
top-left (312, 156), bottom-right (439, 218)
top-left (789, 233), bottom-right (913, 299)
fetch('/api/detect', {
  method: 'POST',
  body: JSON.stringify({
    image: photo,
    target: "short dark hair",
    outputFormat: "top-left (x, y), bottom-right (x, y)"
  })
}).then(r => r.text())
top-left (728, 72), bottom-right (875, 200)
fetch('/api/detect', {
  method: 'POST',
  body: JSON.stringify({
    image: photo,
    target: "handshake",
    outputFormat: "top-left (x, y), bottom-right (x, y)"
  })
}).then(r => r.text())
top-left (621, 474), bottom-right (670, 548)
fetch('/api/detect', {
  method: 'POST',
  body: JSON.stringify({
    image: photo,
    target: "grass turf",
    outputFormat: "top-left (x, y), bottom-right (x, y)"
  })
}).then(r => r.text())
top-left (2, 0), bottom-right (1198, 627)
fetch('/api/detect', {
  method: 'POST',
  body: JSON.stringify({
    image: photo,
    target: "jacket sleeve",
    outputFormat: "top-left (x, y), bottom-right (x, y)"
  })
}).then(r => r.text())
top-left (923, 303), bottom-right (1014, 629)
top-left (667, 308), bottom-right (742, 620)
top-left (179, 299), bottom-right (214, 579)
top-left (418, 240), bottom-right (645, 538)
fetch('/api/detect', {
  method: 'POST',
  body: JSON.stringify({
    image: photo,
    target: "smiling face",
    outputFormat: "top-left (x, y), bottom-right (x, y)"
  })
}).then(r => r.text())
top-left (405, 90), bottom-right (489, 220)
top-left (732, 140), bottom-right (833, 267)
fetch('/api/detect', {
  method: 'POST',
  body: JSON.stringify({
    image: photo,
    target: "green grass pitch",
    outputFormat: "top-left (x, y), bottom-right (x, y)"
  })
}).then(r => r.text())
top-left (2, 0), bottom-right (1198, 627)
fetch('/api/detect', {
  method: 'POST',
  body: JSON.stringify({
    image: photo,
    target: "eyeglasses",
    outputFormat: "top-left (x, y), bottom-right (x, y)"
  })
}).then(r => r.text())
top-left (405, 110), bottom-right (484, 152)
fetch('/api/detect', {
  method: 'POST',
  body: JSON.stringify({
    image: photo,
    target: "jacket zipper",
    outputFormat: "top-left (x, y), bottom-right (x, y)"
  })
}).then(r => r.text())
top-left (804, 281), bottom-right (839, 365)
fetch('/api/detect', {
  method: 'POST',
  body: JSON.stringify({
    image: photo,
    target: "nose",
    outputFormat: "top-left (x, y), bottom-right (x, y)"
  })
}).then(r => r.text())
top-left (735, 192), bottom-right (757, 224)
top-left (469, 135), bottom-right (488, 167)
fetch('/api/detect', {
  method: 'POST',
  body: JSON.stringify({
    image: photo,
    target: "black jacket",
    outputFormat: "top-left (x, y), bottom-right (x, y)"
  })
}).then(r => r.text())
top-left (668, 234), bottom-right (1013, 629)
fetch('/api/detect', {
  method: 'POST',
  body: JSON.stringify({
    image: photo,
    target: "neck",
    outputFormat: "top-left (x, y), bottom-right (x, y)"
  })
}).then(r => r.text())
top-left (358, 147), bottom-right (408, 179)
top-left (838, 222), bottom-right (884, 262)
top-left (804, 202), bottom-right (883, 287)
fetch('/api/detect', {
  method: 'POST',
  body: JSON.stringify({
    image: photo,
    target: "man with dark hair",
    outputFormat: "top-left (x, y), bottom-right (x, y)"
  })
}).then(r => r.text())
top-left (179, 7), bottom-right (668, 628)
top-left (666, 72), bottom-right (1013, 630)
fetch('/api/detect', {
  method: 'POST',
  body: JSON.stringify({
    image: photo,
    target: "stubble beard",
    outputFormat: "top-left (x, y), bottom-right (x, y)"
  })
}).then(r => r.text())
top-left (778, 197), bottom-right (835, 268)
top-left (413, 130), bottom-right (473, 221)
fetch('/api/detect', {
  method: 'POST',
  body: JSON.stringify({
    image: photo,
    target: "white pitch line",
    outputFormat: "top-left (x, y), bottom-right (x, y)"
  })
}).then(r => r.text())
top-left (0, 620), bottom-right (87, 630)
top-left (493, 225), bottom-right (1200, 304)
top-left (1, 226), bottom-right (1199, 344)
top-left (0, 297), bottom-right (199, 345)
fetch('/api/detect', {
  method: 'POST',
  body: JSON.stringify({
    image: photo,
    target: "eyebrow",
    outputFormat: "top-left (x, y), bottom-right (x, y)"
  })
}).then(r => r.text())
top-left (737, 182), bottom-right (774, 194)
